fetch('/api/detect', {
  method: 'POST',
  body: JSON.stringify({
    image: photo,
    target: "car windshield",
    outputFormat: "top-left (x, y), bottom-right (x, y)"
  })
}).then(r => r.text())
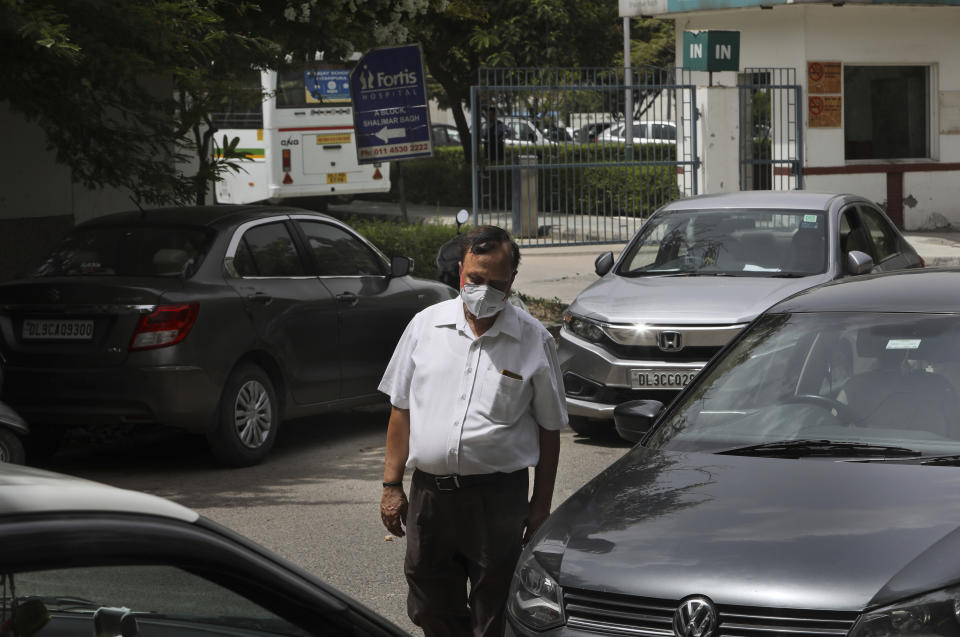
top-left (647, 311), bottom-right (960, 457)
top-left (618, 209), bottom-right (827, 277)
top-left (33, 226), bottom-right (213, 278)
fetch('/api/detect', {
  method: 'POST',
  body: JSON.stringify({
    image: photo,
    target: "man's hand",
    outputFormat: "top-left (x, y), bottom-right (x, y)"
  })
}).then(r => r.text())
top-left (522, 500), bottom-right (550, 546)
top-left (381, 486), bottom-right (408, 537)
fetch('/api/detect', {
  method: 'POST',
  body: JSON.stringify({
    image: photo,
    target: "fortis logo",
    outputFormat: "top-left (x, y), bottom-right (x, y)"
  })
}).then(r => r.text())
top-left (357, 65), bottom-right (417, 90)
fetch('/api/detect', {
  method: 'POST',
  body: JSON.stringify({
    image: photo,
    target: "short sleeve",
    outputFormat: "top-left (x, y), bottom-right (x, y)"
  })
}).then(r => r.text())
top-left (378, 314), bottom-right (421, 410)
top-left (530, 334), bottom-right (568, 430)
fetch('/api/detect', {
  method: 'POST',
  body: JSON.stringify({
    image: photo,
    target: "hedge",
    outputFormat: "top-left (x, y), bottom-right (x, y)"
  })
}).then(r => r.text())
top-left (385, 142), bottom-right (680, 217)
top-left (348, 216), bottom-right (462, 282)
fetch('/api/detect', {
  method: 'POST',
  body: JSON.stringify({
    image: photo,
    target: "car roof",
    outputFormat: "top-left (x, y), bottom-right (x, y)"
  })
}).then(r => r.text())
top-left (78, 205), bottom-right (337, 229)
top-left (0, 463), bottom-right (198, 522)
top-left (658, 190), bottom-right (850, 212)
top-left (770, 269), bottom-right (960, 314)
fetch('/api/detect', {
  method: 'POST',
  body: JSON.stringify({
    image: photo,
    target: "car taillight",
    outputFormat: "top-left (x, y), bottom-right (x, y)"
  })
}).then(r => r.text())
top-left (130, 303), bottom-right (199, 351)
top-left (282, 148), bottom-right (291, 172)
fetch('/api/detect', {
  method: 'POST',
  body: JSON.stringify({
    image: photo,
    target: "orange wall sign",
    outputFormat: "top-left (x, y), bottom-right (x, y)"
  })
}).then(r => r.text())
top-left (809, 95), bottom-right (842, 128)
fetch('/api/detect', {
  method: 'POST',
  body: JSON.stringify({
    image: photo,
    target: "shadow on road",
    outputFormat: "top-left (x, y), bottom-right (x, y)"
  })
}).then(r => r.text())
top-left (38, 405), bottom-right (392, 510)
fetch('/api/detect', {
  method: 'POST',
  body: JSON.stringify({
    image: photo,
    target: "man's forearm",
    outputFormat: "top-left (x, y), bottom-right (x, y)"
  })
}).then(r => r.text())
top-left (383, 406), bottom-right (411, 482)
top-left (531, 427), bottom-right (561, 511)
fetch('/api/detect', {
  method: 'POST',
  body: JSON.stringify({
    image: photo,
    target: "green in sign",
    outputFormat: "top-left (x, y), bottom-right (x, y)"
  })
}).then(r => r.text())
top-left (683, 30), bottom-right (740, 72)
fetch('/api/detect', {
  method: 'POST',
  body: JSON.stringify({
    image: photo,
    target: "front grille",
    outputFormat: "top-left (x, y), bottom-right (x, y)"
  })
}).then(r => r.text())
top-left (601, 341), bottom-right (723, 363)
top-left (563, 589), bottom-right (859, 637)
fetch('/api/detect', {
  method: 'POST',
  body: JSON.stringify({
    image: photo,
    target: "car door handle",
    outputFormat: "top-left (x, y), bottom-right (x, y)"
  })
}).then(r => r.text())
top-left (247, 292), bottom-right (273, 305)
top-left (336, 292), bottom-right (359, 307)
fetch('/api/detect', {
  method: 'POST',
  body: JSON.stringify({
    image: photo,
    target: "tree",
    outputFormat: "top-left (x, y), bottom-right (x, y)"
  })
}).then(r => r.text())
top-left (0, 0), bottom-right (440, 206)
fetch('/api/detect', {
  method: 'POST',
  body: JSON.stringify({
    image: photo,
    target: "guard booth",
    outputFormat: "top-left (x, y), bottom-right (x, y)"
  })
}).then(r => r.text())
top-left (620, 0), bottom-right (960, 230)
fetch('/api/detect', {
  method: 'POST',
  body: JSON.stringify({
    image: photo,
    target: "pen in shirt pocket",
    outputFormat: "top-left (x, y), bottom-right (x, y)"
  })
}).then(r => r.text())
top-left (500, 369), bottom-right (523, 381)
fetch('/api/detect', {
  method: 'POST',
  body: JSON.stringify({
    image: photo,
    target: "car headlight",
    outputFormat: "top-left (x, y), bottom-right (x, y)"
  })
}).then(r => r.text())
top-left (851, 586), bottom-right (960, 637)
top-left (563, 311), bottom-right (606, 343)
top-left (507, 550), bottom-right (565, 631)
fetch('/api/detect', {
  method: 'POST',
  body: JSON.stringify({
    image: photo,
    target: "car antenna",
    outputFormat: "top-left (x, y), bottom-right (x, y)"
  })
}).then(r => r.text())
top-left (129, 195), bottom-right (146, 217)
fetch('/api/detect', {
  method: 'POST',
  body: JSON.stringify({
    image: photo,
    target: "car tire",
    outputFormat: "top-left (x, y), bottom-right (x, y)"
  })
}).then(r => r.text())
top-left (0, 429), bottom-right (26, 464)
top-left (568, 415), bottom-right (612, 438)
top-left (207, 364), bottom-right (278, 467)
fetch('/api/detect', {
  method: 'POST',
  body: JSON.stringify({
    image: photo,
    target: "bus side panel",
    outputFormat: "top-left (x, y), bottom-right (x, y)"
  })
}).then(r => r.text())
top-left (214, 128), bottom-right (270, 204)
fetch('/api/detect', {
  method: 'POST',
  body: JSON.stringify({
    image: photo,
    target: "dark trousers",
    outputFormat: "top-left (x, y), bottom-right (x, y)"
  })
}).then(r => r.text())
top-left (405, 468), bottom-right (529, 637)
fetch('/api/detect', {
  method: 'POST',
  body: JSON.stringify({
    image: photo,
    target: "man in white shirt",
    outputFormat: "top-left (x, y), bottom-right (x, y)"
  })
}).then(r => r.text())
top-left (378, 226), bottom-right (567, 637)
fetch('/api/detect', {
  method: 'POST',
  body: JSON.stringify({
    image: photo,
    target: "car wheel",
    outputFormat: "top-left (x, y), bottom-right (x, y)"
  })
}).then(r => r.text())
top-left (0, 429), bottom-right (26, 464)
top-left (568, 415), bottom-right (612, 438)
top-left (207, 364), bottom-right (278, 467)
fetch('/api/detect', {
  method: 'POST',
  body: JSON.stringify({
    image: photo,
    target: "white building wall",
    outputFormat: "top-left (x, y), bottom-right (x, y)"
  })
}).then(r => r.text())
top-left (673, 5), bottom-right (960, 229)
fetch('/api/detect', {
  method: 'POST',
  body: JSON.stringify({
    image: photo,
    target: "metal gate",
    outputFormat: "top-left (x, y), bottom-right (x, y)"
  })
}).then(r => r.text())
top-left (471, 67), bottom-right (699, 246)
top-left (738, 68), bottom-right (804, 191)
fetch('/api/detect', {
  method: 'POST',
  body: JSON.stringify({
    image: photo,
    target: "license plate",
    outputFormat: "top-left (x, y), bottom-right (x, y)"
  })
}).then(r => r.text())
top-left (22, 319), bottom-right (94, 341)
top-left (326, 173), bottom-right (347, 184)
top-left (630, 369), bottom-right (699, 389)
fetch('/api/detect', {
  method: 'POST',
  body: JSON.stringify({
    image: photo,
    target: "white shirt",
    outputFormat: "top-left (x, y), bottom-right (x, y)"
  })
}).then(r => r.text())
top-left (379, 298), bottom-right (567, 476)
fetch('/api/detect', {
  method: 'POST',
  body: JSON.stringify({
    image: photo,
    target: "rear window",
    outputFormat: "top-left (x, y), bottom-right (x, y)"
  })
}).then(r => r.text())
top-left (33, 226), bottom-right (213, 278)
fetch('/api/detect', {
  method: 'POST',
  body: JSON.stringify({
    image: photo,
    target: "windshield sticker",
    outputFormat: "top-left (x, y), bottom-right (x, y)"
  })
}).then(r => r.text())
top-left (801, 214), bottom-right (819, 228)
top-left (886, 339), bottom-right (921, 350)
top-left (743, 264), bottom-right (782, 272)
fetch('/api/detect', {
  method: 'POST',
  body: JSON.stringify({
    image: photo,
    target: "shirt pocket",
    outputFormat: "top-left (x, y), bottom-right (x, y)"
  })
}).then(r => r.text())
top-left (477, 369), bottom-right (527, 425)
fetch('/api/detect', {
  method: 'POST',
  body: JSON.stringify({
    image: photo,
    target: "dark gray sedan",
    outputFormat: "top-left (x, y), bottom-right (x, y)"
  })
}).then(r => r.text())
top-left (509, 268), bottom-right (960, 637)
top-left (562, 191), bottom-right (922, 438)
top-left (0, 206), bottom-right (455, 466)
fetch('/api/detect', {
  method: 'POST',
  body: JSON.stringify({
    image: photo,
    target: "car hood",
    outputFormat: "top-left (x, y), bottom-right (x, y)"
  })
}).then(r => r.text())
top-left (570, 274), bottom-right (830, 324)
top-left (541, 448), bottom-right (960, 611)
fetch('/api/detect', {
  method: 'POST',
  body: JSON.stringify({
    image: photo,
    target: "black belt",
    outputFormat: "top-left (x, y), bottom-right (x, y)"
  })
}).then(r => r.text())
top-left (415, 468), bottom-right (526, 491)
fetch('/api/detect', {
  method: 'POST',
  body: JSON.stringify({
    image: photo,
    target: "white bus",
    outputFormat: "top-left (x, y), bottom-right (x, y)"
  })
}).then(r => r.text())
top-left (212, 66), bottom-right (390, 206)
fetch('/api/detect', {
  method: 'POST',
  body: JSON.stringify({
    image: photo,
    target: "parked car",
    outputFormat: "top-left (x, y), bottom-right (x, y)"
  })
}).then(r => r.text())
top-left (431, 123), bottom-right (462, 147)
top-left (0, 462), bottom-right (407, 636)
top-left (508, 267), bottom-right (960, 637)
top-left (0, 206), bottom-right (456, 466)
top-left (561, 191), bottom-right (923, 437)
top-left (543, 125), bottom-right (575, 143)
top-left (500, 116), bottom-right (552, 146)
top-left (573, 122), bottom-right (614, 143)
top-left (597, 120), bottom-right (677, 144)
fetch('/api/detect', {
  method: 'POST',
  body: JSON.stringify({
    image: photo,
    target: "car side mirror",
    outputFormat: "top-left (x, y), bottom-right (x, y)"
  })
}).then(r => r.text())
top-left (390, 256), bottom-right (412, 277)
top-left (595, 251), bottom-right (614, 276)
top-left (614, 399), bottom-right (664, 443)
top-left (846, 250), bottom-right (874, 275)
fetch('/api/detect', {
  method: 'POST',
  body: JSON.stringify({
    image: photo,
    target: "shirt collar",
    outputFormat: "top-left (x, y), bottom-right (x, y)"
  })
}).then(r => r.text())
top-left (434, 298), bottom-right (522, 341)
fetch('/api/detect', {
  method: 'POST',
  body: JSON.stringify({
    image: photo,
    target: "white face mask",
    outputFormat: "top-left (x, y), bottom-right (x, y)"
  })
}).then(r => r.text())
top-left (461, 283), bottom-right (507, 319)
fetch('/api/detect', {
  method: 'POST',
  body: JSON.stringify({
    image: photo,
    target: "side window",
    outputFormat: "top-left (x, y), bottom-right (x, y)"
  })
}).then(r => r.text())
top-left (15, 565), bottom-right (309, 637)
top-left (236, 223), bottom-right (304, 277)
top-left (858, 206), bottom-right (898, 263)
top-left (839, 208), bottom-right (872, 259)
top-left (297, 221), bottom-right (385, 276)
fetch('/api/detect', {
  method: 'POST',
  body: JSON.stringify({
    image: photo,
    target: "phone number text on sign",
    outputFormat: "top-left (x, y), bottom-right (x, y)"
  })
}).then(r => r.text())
top-left (357, 141), bottom-right (431, 160)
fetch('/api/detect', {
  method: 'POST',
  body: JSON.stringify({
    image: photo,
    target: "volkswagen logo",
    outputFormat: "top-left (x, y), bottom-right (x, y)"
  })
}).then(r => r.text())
top-left (673, 596), bottom-right (718, 637)
top-left (658, 330), bottom-right (683, 352)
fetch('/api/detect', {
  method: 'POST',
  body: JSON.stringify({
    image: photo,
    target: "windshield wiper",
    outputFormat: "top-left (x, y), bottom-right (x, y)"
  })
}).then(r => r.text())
top-left (21, 595), bottom-right (102, 612)
top-left (918, 455), bottom-right (960, 466)
top-left (717, 439), bottom-right (922, 459)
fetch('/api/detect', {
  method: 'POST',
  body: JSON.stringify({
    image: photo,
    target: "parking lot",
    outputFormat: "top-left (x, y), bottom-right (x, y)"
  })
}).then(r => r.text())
top-left (36, 407), bottom-right (631, 634)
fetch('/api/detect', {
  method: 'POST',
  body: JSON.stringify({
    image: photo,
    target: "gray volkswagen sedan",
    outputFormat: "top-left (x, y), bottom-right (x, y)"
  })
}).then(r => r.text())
top-left (0, 206), bottom-right (455, 466)
top-left (562, 191), bottom-right (922, 438)
top-left (509, 268), bottom-right (960, 637)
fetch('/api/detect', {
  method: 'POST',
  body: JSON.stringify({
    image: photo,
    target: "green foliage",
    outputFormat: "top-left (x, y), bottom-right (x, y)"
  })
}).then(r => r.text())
top-left (390, 147), bottom-right (472, 207)
top-left (347, 218), bottom-right (463, 282)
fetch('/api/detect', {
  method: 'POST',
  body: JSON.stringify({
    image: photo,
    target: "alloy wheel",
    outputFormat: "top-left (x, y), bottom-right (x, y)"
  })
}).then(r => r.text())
top-left (234, 380), bottom-right (273, 449)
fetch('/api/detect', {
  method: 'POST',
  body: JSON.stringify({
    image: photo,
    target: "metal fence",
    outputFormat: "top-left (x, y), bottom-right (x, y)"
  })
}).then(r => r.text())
top-left (471, 67), bottom-right (699, 246)
top-left (738, 68), bottom-right (803, 191)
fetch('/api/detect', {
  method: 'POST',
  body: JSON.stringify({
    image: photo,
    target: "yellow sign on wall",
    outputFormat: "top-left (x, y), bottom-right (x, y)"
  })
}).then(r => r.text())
top-left (809, 95), bottom-right (842, 128)
top-left (316, 133), bottom-right (351, 145)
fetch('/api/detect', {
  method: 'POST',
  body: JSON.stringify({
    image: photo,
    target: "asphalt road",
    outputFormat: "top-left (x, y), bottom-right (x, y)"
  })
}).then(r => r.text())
top-left (38, 407), bottom-right (633, 635)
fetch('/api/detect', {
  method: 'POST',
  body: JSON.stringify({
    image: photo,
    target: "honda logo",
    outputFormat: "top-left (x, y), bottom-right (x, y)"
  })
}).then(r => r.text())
top-left (658, 331), bottom-right (683, 352)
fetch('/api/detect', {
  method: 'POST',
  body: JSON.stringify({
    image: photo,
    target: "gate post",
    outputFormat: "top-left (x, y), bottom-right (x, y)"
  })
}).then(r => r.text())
top-left (512, 155), bottom-right (538, 238)
top-left (696, 86), bottom-right (740, 193)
